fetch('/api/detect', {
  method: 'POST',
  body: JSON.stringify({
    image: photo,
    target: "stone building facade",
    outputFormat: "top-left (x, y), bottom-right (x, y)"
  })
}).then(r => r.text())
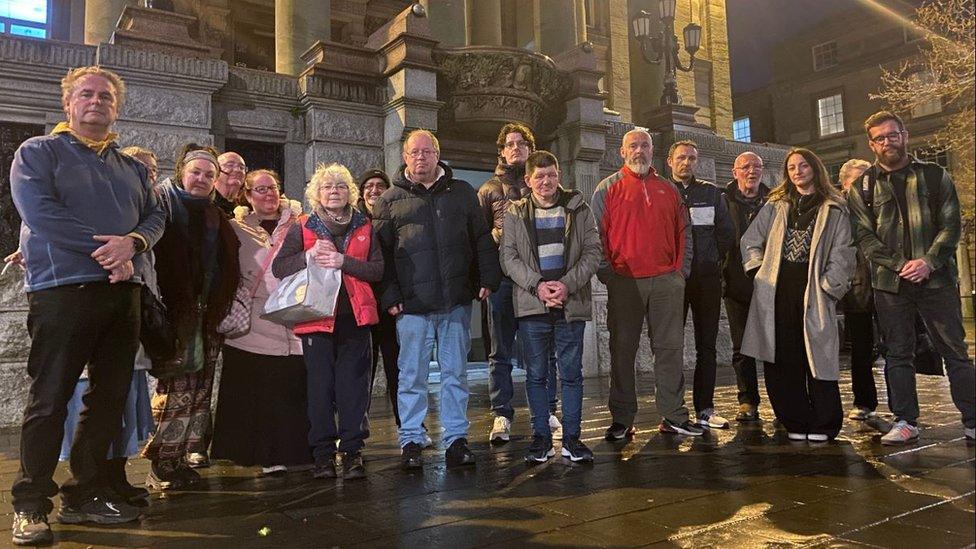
top-left (0, 0), bottom-right (788, 426)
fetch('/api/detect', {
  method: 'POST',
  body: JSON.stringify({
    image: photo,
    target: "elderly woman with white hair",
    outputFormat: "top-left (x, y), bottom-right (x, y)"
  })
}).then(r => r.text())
top-left (272, 163), bottom-right (383, 480)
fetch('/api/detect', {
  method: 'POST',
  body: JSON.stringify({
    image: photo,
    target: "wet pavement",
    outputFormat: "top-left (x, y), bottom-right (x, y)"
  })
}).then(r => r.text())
top-left (0, 364), bottom-right (973, 548)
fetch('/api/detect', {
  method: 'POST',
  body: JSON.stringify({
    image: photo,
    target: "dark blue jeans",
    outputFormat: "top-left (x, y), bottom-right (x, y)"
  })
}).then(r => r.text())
top-left (489, 278), bottom-right (558, 419)
top-left (875, 282), bottom-right (975, 428)
top-left (519, 311), bottom-right (584, 441)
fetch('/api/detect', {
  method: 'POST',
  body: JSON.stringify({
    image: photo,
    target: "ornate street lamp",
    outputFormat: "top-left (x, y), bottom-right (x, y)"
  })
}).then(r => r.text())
top-left (631, 0), bottom-right (702, 106)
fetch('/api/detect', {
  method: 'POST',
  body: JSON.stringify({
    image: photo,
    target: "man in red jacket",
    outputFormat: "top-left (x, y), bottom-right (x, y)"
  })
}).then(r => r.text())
top-left (591, 129), bottom-right (703, 439)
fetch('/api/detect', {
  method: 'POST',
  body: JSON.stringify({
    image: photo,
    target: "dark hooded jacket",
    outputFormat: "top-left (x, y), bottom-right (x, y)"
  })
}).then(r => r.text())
top-left (477, 158), bottom-right (529, 245)
top-left (722, 180), bottom-right (768, 303)
top-left (372, 161), bottom-right (501, 314)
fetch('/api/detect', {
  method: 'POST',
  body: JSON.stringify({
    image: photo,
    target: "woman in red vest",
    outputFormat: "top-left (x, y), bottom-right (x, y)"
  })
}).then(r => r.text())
top-left (272, 163), bottom-right (382, 480)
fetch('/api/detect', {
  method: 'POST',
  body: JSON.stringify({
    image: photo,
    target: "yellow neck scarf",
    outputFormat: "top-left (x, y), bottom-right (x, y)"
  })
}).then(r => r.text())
top-left (52, 122), bottom-right (119, 155)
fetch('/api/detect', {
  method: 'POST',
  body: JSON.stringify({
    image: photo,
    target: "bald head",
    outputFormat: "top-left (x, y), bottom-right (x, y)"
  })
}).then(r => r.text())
top-left (620, 129), bottom-right (653, 176)
top-left (732, 152), bottom-right (764, 198)
top-left (216, 151), bottom-right (246, 200)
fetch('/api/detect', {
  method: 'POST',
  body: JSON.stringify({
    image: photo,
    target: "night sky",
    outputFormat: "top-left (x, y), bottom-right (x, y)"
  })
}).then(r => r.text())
top-left (727, 0), bottom-right (852, 93)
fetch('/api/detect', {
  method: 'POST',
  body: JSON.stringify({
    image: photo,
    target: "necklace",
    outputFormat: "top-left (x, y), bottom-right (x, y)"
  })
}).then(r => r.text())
top-left (324, 208), bottom-right (349, 223)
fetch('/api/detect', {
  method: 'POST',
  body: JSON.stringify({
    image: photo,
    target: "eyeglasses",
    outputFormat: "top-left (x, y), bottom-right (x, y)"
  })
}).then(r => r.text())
top-left (321, 184), bottom-right (349, 192)
top-left (406, 149), bottom-right (437, 159)
top-left (869, 131), bottom-right (905, 144)
top-left (249, 185), bottom-right (279, 196)
top-left (503, 140), bottom-right (529, 150)
top-left (220, 162), bottom-right (248, 174)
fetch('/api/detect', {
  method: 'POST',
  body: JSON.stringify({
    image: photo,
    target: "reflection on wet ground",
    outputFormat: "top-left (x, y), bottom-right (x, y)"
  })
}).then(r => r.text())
top-left (1, 365), bottom-right (973, 548)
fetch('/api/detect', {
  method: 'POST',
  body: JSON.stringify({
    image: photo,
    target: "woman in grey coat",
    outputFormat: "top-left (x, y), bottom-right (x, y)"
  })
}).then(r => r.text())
top-left (740, 148), bottom-right (855, 442)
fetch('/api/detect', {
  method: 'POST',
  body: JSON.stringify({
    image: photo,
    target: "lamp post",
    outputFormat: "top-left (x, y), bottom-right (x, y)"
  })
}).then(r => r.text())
top-left (631, 0), bottom-right (702, 106)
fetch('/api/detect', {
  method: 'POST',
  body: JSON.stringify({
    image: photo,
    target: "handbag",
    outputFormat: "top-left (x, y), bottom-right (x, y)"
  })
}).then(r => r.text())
top-left (262, 250), bottom-right (342, 326)
top-left (139, 286), bottom-right (184, 371)
top-left (217, 218), bottom-right (291, 337)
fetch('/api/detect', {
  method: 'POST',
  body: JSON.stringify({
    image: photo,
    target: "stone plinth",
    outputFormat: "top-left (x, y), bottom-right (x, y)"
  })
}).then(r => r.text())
top-left (111, 5), bottom-right (212, 58)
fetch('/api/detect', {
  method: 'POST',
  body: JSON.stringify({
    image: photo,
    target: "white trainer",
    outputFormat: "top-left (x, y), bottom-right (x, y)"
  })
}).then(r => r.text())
top-left (549, 414), bottom-right (563, 440)
top-left (880, 420), bottom-right (919, 445)
top-left (489, 416), bottom-right (511, 444)
top-left (698, 408), bottom-right (730, 429)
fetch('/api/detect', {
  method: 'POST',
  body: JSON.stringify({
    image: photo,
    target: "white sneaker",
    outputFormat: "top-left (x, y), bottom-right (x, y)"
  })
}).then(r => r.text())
top-left (787, 432), bottom-right (807, 441)
top-left (260, 465), bottom-right (287, 475)
top-left (848, 407), bottom-right (877, 421)
top-left (880, 420), bottom-right (919, 445)
top-left (698, 409), bottom-right (730, 429)
top-left (489, 416), bottom-right (511, 444)
top-left (807, 433), bottom-right (829, 443)
top-left (549, 414), bottom-right (563, 440)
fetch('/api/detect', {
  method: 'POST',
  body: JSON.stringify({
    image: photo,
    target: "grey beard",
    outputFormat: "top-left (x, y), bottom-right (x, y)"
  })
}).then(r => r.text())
top-left (626, 160), bottom-right (650, 176)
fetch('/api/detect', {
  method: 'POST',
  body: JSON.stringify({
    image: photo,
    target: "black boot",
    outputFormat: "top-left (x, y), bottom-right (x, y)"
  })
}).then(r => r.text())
top-left (108, 457), bottom-right (150, 505)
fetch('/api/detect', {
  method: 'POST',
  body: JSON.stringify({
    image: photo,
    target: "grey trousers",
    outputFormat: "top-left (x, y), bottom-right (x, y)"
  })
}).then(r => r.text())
top-left (606, 270), bottom-right (690, 426)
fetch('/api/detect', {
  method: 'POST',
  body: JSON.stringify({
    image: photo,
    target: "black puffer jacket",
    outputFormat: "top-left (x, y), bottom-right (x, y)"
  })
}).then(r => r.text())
top-left (676, 177), bottom-right (735, 278)
top-left (841, 187), bottom-right (874, 313)
top-left (478, 159), bottom-right (529, 245)
top-left (722, 180), bottom-right (767, 303)
top-left (372, 162), bottom-right (501, 314)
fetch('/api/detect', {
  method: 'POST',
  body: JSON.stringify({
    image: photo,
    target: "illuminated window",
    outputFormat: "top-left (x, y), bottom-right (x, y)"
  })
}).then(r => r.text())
top-left (1, 0), bottom-right (48, 39)
top-left (733, 117), bottom-right (751, 142)
top-left (817, 93), bottom-right (844, 137)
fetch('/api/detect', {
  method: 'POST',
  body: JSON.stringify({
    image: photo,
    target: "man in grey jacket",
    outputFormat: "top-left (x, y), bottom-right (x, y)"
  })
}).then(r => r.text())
top-left (9, 66), bottom-right (164, 545)
top-left (500, 151), bottom-right (602, 463)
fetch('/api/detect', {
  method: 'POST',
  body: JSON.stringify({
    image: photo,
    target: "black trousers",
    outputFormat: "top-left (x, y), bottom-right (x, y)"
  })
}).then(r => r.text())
top-left (13, 282), bottom-right (140, 514)
top-left (764, 262), bottom-right (842, 438)
top-left (724, 297), bottom-right (760, 407)
top-left (684, 273), bottom-right (722, 413)
top-left (845, 310), bottom-right (878, 411)
top-left (302, 314), bottom-right (372, 459)
top-left (370, 311), bottom-right (401, 426)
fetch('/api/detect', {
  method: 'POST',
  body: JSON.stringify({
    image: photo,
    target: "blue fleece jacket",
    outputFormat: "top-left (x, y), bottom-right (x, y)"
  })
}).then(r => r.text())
top-left (10, 132), bottom-right (165, 292)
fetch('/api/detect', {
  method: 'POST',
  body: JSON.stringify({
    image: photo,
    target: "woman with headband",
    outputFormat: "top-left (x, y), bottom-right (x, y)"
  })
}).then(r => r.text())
top-left (141, 144), bottom-right (240, 490)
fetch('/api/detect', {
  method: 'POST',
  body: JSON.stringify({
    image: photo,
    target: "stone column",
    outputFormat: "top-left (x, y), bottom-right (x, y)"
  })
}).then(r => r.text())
top-left (425, 0), bottom-right (466, 47)
top-left (575, 0), bottom-right (588, 43)
top-left (465, 0), bottom-right (501, 45)
top-left (84, 0), bottom-right (135, 45)
top-left (275, 0), bottom-right (331, 76)
top-left (538, 0), bottom-right (580, 56)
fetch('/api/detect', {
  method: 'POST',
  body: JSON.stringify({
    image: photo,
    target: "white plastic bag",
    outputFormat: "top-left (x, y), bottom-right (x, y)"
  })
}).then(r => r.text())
top-left (262, 252), bottom-right (341, 326)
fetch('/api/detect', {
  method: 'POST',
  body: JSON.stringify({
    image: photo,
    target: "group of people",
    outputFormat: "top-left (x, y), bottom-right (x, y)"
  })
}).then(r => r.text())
top-left (5, 65), bottom-right (975, 546)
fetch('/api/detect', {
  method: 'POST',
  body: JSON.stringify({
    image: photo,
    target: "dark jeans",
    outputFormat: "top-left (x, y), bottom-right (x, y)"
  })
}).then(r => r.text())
top-left (370, 310), bottom-right (401, 426)
top-left (519, 311), bottom-right (584, 440)
top-left (724, 297), bottom-right (760, 407)
top-left (874, 282), bottom-right (975, 428)
top-left (488, 278), bottom-right (558, 419)
top-left (13, 282), bottom-right (140, 514)
top-left (845, 310), bottom-right (878, 411)
top-left (301, 314), bottom-right (372, 459)
top-left (684, 273), bottom-right (722, 413)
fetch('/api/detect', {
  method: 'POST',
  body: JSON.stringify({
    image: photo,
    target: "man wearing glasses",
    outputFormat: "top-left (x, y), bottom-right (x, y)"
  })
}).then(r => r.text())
top-left (372, 129), bottom-right (500, 470)
top-left (848, 110), bottom-right (975, 445)
top-left (215, 151), bottom-right (248, 217)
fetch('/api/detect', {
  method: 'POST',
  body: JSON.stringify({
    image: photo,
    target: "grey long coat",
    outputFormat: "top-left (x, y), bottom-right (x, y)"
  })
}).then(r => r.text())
top-left (740, 197), bottom-right (855, 380)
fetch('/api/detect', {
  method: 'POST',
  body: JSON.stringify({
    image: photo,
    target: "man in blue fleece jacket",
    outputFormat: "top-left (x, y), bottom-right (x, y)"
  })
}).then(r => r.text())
top-left (9, 66), bottom-right (164, 545)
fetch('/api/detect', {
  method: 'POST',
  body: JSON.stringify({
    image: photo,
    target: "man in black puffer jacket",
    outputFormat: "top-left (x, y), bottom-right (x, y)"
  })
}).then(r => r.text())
top-left (372, 129), bottom-right (501, 471)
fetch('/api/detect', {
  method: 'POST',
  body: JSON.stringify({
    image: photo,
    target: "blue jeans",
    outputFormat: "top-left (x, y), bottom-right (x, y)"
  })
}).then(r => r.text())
top-left (489, 278), bottom-right (558, 418)
top-left (397, 305), bottom-right (472, 447)
top-left (519, 312), bottom-right (584, 441)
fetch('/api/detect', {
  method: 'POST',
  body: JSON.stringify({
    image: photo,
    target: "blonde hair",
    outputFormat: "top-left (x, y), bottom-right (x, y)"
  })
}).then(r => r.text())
top-left (240, 169), bottom-right (282, 206)
top-left (839, 158), bottom-right (871, 186)
top-left (120, 146), bottom-right (156, 162)
top-left (305, 163), bottom-right (359, 210)
top-left (403, 129), bottom-right (440, 154)
top-left (61, 66), bottom-right (126, 110)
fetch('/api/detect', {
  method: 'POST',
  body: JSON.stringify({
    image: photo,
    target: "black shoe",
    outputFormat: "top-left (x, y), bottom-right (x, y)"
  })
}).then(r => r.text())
top-left (175, 465), bottom-right (202, 486)
top-left (342, 453), bottom-right (366, 480)
top-left (58, 496), bottom-right (141, 525)
top-left (659, 418), bottom-right (705, 436)
top-left (445, 438), bottom-right (476, 468)
top-left (524, 435), bottom-right (555, 463)
top-left (146, 462), bottom-right (185, 491)
top-left (185, 452), bottom-right (210, 469)
top-left (734, 404), bottom-right (761, 423)
top-left (107, 458), bottom-right (150, 505)
top-left (604, 422), bottom-right (635, 441)
top-left (401, 442), bottom-right (424, 470)
top-left (561, 436), bottom-right (594, 462)
top-left (312, 455), bottom-right (338, 479)
top-left (11, 511), bottom-right (52, 546)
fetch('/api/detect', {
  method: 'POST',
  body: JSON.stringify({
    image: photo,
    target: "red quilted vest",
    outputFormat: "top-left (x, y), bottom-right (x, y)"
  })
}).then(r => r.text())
top-left (292, 215), bottom-right (379, 334)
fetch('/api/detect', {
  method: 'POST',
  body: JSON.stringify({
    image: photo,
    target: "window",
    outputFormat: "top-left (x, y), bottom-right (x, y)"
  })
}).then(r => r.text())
top-left (817, 93), bottom-right (844, 137)
top-left (0, 0), bottom-right (48, 38)
top-left (812, 41), bottom-right (838, 71)
top-left (910, 71), bottom-right (943, 118)
top-left (914, 147), bottom-right (948, 168)
top-left (733, 117), bottom-right (751, 142)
